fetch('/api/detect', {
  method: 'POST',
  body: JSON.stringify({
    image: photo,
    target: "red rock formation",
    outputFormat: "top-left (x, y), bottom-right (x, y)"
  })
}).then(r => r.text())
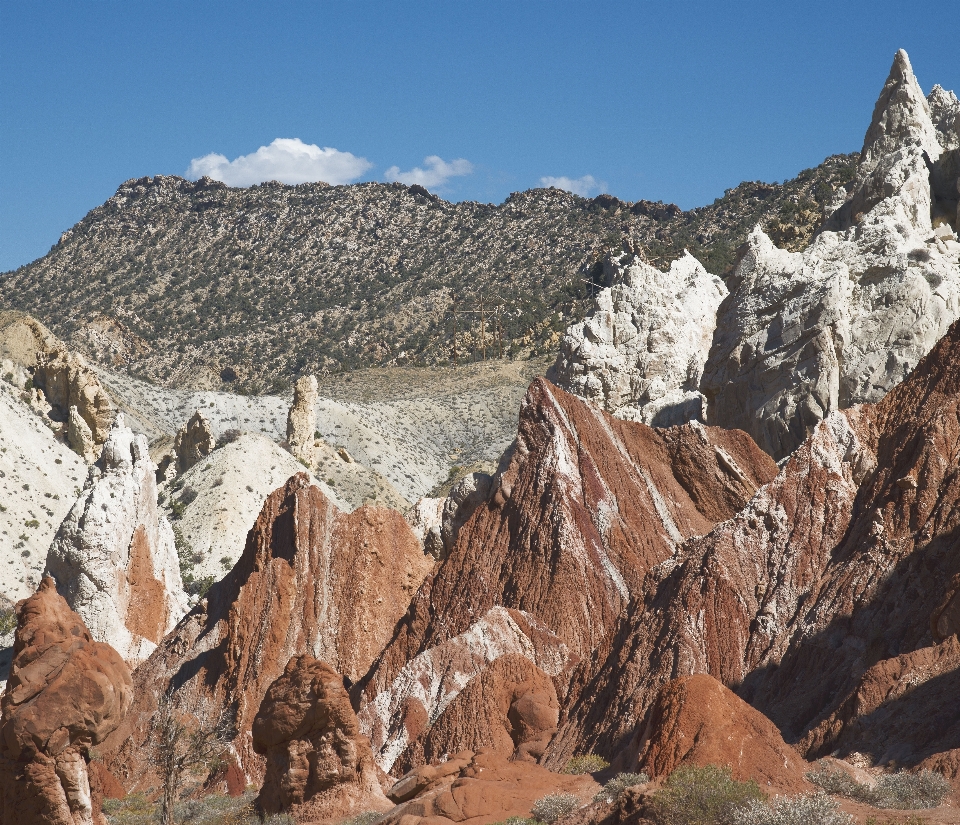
top-left (0, 578), bottom-right (132, 825)
top-left (550, 318), bottom-right (960, 775)
top-left (393, 653), bottom-right (560, 775)
top-left (384, 749), bottom-right (598, 825)
top-left (253, 655), bottom-right (391, 820)
top-left (357, 378), bottom-right (776, 743)
top-left (102, 473), bottom-right (433, 788)
top-left (634, 674), bottom-right (810, 793)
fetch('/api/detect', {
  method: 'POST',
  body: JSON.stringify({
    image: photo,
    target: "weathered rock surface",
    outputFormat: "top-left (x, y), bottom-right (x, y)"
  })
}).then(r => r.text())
top-left (253, 655), bottom-right (391, 820)
top-left (394, 653), bottom-right (560, 775)
top-left (68, 405), bottom-right (97, 464)
top-left (357, 378), bottom-right (775, 768)
top-left (287, 374), bottom-right (318, 464)
top-left (45, 414), bottom-right (188, 664)
top-left (552, 251), bottom-right (727, 426)
top-left (633, 674), bottom-right (810, 792)
top-left (382, 749), bottom-right (597, 825)
top-left (102, 473), bottom-right (432, 787)
top-left (405, 497), bottom-right (445, 559)
top-left (702, 50), bottom-right (960, 461)
top-left (549, 316), bottom-right (960, 776)
top-left (0, 578), bottom-right (132, 825)
top-left (173, 409), bottom-right (214, 474)
top-left (440, 471), bottom-right (493, 555)
top-left (359, 607), bottom-right (570, 773)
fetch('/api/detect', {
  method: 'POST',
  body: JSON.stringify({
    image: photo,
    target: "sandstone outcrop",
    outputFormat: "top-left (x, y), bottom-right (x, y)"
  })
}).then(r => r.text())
top-left (383, 749), bottom-right (597, 825)
top-left (633, 674), bottom-right (809, 792)
top-left (173, 409), bottom-right (215, 473)
top-left (0, 578), bottom-right (132, 825)
top-left (253, 655), bottom-right (391, 820)
top-left (405, 497), bottom-right (445, 559)
top-left (552, 251), bottom-right (727, 425)
top-left (102, 473), bottom-right (432, 787)
top-left (287, 374), bottom-right (318, 464)
top-left (68, 405), bottom-right (97, 464)
top-left (549, 316), bottom-right (960, 776)
top-left (358, 607), bottom-right (570, 773)
top-left (357, 378), bottom-right (775, 767)
top-left (45, 414), bottom-right (188, 664)
top-left (702, 50), bottom-right (960, 461)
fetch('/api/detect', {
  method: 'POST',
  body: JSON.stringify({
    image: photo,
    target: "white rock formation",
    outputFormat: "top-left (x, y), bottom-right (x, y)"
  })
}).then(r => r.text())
top-left (68, 405), bottom-right (96, 463)
top-left (405, 497), bottom-right (444, 559)
top-left (703, 50), bottom-right (960, 460)
top-left (45, 414), bottom-right (188, 664)
top-left (286, 374), bottom-right (318, 464)
top-left (551, 251), bottom-right (727, 426)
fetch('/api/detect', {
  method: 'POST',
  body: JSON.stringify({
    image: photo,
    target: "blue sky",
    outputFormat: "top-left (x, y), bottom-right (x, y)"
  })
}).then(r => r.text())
top-left (2, 1), bottom-right (958, 272)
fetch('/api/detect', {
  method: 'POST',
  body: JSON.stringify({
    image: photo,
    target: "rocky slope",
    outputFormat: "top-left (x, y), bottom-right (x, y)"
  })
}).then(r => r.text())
top-left (556, 51), bottom-right (960, 462)
top-left (548, 314), bottom-right (960, 777)
top-left (0, 578), bottom-right (132, 825)
top-left (103, 473), bottom-right (433, 787)
top-left (1, 153), bottom-right (857, 391)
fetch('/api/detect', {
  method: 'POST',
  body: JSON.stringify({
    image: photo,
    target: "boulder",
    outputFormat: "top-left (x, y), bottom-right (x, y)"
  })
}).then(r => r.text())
top-left (287, 374), bottom-right (318, 464)
top-left (0, 578), bottom-right (132, 825)
top-left (173, 409), bottom-right (215, 474)
top-left (552, 251), bottom-right (726, 425)
top-left (253, 655), bottom-right (391, 820)
top-left (633, 674), bottom-right (810, 792)
top-left (101, 473), bottom-right (433, 787)
top-left (45, 414), bottom-right (188, 665)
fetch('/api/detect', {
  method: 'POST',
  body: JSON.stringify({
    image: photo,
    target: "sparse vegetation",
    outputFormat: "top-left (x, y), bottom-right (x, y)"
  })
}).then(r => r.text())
top-left (530, 792), bottom-right (580, 823)
top-left (563, 753), bottom-right (610, 774)
top-left (0, 600), bottom-right (17, 636)
top-left (594, 771), bottom-right (649, 802)
top-left (807, 761), bottom-right (950, 809)
top-left (651, 764), bottom-right (766, 825)
top-left (341, 813), bottom-right (384, 825)
top-left (727, 793), bottom-right (853, 825)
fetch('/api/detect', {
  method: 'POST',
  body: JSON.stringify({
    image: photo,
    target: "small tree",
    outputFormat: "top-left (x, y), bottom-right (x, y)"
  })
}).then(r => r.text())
top-left (150, 687), bottom-right (234, 825)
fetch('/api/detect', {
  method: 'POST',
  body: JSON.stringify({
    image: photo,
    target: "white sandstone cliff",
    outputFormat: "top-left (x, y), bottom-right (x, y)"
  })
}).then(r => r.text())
top-left (45, 414), bottom-right (188, 664)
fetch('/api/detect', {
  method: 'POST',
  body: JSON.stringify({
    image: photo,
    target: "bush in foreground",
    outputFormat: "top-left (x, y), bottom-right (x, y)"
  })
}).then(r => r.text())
top-left (594, 772), bottom-right (650, 803)
top-left (563, 753), bottom-right (610, 774)
top-left (652, 764), bottom-right (765, 825)
top-left (807, 761), bottom-right (950, 809)
top-left (727, 792), bottom-right (853, 825)
top-left (531, 793), bottom-right (580, 823)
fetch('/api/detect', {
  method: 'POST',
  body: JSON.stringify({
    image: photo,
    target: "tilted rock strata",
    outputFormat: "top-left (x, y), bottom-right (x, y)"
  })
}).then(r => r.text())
top-left (253, 655), bottom-right (391, 820)
top-left (703, 50), bottom-right (960, 461)
top-left (551, 316), bottom-right (960, 775)
top-left (102, 473), bottom-right (432, 786)
top-left (358, 607), bottom-right (570, 773)
top-left (552, 250), bottom-right (727, 426)
top-left (634, 674), bottom-right (810, 793)
top-left (45, 415), bottom-right (188, 664)
top-left (0, 578), bottom-right (132, 825)
top-left (357, 378), bottom-right (776, 753)
top-left (286, 374), bottom-right (318, 464)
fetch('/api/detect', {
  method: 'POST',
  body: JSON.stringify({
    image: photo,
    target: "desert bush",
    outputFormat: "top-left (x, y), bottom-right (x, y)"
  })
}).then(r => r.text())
top-left (807, 761), bottom-right (950, 809)
top-left (864, 816), bottom-right (925, 825)
top-left (652, 764), bottom-right (766, 825)
top-left (341, 813), bottom-right (384, 825)
top-left (563, 753), bottom-right (610, 774)
top-left (594, 771), bottom-right (650, 802)
top-left (0, 606), bottom-right (17, 636)
top-left (531, 792), bottom-right (580, 823)
top-left (727, 792), bottom-right (853, 825)
top-left (216, 428), bottom-right (242, 448)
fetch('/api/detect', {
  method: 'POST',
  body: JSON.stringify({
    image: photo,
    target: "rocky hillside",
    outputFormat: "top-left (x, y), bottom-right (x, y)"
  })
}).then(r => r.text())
top-left (0, 156), bottom-right (856, 393)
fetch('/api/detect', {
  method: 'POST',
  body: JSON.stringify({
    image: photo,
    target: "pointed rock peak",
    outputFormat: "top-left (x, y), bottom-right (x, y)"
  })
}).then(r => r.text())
top-left (861, 49), bottom-right (938, 166)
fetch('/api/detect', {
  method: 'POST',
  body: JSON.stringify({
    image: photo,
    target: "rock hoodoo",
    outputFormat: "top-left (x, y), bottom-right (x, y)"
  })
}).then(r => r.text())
top-left (102, 473), bottom-right (433, 786)
top-left (0, 578), bottom-right (132, 825)
top-left (253, 655), bottom-right (391, 820)
top-left (45, 414), bottom-right (188, 665)
top-left (173, 409), bottom-right (215, 474)
top-left (286, 374), bottom-right (318, 464)
top-left (552, 250), bottom-right (727, 425)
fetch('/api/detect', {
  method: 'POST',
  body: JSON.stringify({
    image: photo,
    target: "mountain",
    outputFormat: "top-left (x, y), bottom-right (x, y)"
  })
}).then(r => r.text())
top-left (0, 158), bottom-right (856, 393)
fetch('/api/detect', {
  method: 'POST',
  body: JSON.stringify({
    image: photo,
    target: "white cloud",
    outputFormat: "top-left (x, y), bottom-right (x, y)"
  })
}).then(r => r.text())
top-left (539, 175), bottom-right (604, 197)
top-left (384, 155), bottom-right (474, 190)
top-left (186, 138), bottom-right (372, 187)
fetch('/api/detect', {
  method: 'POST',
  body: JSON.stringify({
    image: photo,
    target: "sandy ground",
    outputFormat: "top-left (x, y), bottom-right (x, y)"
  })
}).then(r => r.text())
top-left (0, 380), bottom-right (86, 602)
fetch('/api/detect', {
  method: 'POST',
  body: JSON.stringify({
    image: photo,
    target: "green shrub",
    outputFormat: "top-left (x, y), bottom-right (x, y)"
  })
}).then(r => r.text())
top-left (652, 764), bottom-right (765, 825)
top-left (0, 607), bottom-right (17, 636)
top-left (563, 754), bottom-right (610, 774)
top-left (341, 813), bottom-right (384, 825)
top-left (728, 792), bottom-right (853, 825)
top-left (531, 793), bottom-right (579, 823)
top-left (807, 761), bottom-right (950, 809)
top-left (594, 771), bottom-right (649, 802)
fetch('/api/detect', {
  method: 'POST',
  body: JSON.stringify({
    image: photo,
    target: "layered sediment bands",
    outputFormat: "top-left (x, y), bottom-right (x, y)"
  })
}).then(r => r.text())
top-left (357, 378), bottom-right (775, 754)
top-left (551, 318), bottom-right (960, 773)
top-left (102, 473), bottom-right (432, 786)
